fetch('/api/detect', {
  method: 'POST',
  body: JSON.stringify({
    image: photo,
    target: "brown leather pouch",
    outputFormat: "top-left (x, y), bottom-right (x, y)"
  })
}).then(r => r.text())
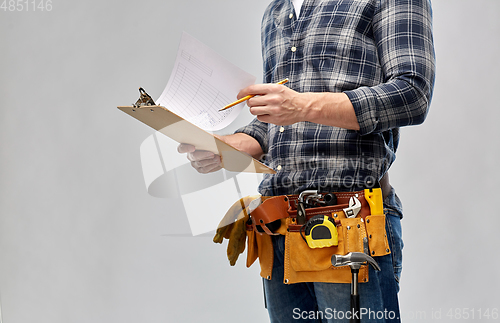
top-left (285, 215), bottom-right (366, 284)
top-left (249, 196), bottom-right (289, 235)
top-left (283, 212), bottom-right (391, 284)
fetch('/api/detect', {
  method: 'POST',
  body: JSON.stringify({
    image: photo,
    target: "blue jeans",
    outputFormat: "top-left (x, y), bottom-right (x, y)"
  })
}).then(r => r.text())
top-left (263, 190), bottom-right (404, 323)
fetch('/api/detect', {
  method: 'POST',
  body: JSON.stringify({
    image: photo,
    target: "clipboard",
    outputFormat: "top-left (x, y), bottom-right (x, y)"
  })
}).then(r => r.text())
top-left (118, 89), bottom-right (275, 174)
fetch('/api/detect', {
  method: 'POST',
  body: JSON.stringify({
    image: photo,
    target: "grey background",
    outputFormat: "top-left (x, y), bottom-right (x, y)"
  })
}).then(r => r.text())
top-left (1, 0), bottom-right (499, 322)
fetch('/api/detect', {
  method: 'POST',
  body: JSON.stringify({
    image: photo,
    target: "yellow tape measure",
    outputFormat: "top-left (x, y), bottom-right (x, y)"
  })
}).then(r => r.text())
top-left (302, 215), bottom-right (338, 249)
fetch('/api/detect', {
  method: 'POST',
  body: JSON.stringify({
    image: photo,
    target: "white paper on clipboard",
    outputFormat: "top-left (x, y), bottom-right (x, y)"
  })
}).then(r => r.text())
top-left (156, 32), bottom-right (256, 131)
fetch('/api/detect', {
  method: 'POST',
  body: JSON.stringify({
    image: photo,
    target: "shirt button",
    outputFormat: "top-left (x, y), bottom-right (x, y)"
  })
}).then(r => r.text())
top-left (277, 165), bottom-right (282, 171)
top-left (279, 126), bottom-right (285, 132)
top-left (289, 13), bottom-right (293, 19)
top-left (291, 46), bottom-right (297, 52)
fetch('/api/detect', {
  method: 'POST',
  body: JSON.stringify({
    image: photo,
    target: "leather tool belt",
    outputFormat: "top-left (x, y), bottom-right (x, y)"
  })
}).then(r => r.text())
top-left (247, 173), bottom-right (390, 235)
top-left (247, 191), bottom-right (373, 234)
top-left (244, 182), bottom-right (391, 284)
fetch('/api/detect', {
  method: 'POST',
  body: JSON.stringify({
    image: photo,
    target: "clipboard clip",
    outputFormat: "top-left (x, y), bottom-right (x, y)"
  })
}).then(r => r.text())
top-left (133, 88), bottom-right (156, 107)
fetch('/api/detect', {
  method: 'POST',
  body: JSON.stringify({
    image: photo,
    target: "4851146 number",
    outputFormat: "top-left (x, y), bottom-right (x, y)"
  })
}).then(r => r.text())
top-left (1, 0), bottom-right (52, 11)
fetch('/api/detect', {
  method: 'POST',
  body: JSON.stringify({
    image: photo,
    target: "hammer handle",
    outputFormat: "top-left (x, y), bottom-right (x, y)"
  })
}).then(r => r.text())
top-left (350, 294), bottom-right (360, 323)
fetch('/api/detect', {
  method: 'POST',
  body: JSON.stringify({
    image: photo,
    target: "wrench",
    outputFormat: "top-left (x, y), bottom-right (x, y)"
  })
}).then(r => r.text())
top-left (343, 196), bottom-right (361, 218)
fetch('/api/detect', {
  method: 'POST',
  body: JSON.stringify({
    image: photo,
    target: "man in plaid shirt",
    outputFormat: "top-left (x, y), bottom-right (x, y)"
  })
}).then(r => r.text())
top-left (180, 0), bottom-right (435, 321)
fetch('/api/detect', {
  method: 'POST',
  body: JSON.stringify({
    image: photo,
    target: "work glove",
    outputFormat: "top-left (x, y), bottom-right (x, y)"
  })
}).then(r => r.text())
top-left (213, 195), bottom-right (261, 266)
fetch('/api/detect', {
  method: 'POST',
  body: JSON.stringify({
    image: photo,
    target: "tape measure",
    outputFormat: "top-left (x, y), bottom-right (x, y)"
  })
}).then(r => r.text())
top-left (301, 215), bottom-right (338, 249)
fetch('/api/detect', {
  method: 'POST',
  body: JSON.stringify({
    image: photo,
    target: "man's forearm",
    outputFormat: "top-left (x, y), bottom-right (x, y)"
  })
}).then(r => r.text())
top-left (241, 84), bottom-right (361, 131)
top-left (222, 133), bottom-right (264, 160)
top-left (299, 92), bottom-right (360, 131)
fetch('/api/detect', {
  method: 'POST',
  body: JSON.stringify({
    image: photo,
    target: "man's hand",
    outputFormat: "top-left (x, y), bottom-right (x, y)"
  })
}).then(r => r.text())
top-left (177, 133), bottom-right (264, 174)
top-left (240, 83), bottom-right (307, 125)
top-left (239, 83), bottom-right (360, 130)
top-left (177, 143), bottom-right (222, 174)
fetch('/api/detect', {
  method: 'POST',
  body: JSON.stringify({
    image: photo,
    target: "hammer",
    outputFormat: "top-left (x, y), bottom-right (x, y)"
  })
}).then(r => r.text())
top-left (331, 252), bottom-right (381, 323)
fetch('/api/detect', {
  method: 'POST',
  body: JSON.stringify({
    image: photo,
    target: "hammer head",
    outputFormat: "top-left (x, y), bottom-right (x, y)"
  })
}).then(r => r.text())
top-left (331, 252), bottom-right (381, 271)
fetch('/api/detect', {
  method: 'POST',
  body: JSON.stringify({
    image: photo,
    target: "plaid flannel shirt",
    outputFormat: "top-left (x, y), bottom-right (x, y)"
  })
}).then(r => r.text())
top-left (236, 0), bottom-right (435, 196)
